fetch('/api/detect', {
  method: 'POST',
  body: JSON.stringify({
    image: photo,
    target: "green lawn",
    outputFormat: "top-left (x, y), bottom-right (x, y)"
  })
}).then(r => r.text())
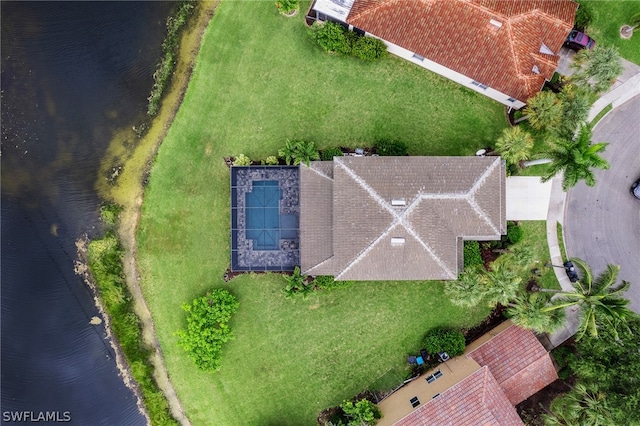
top-left (580, 0), bottom-right (640, 64)
top-left (137, 1), bottom-right (508, 425)
top-left (518, 221), bottom-right (561, 291)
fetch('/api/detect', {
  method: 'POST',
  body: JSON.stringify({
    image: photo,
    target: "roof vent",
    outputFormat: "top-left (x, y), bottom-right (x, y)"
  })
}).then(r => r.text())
top-left (489, 19), bottom-right (503, 29)
top-left (540, 43), bottom-right (554, 55)
top-left (391, 237), bottom-right (405, 245)
top-left (391, 199), bottom-right (406, 206)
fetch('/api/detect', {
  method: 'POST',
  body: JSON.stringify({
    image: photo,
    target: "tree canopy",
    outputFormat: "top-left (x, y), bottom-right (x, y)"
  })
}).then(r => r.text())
top-left (177, 289), bottom-right (239, 372)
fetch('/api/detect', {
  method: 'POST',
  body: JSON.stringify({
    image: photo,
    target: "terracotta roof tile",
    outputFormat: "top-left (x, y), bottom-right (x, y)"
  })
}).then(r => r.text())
top-left (467, 324), bottom-right (558, 405)
top-left (347, 0), bottom-right (577, 102)
top-left (394, 367), bottom-right (524, 426)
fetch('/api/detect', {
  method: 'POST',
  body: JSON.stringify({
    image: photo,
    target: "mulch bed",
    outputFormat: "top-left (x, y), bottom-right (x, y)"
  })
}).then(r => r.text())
top-left (516, 377), bottom-right (575, 425)
top-left (462, 304), bottom-right (508, 344)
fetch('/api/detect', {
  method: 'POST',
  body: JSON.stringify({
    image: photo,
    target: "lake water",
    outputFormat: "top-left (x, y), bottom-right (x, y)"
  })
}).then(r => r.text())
top-left (1, 2), bottom-right (174, 424)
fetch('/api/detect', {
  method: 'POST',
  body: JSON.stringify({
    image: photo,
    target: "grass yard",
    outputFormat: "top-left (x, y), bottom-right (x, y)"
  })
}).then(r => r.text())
top-left (518, 221), bottom-right (561, 291)
top-left (580, 0), bottom-right (640, 64)
top-left (137, 1), bottom-right (507, 424)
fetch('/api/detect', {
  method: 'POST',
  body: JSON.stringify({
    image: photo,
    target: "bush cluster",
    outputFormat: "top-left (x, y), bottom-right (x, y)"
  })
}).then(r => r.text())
top-left (423, 328), bottom-right (466, 357)
top-left (313, 275), bottom-right (353, 291)
top-left (233, 154), bottom-right (252, 166)
top-left (265, 155), bottom-right (279, 165)
top-left (176, 289), bottom-right (239, 372)
top-left (506, 221), bottom-right (524, 244)
top-left (463, 241), bottom-right (483, 269)
top-left (374, 139), bottom-right (408, 156)
top-left (321, 147), bottom-right (344, 161)
top-left (88, 233), bottom-right (178, 425)
top-left (574, 1), bottom-right (593, 31)
top-left (310, 22), bottom-right (386, 61)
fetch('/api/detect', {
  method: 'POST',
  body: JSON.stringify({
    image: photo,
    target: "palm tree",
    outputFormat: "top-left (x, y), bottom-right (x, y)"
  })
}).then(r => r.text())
top-left (558, 84), bottom-right (593, 139)
top-left (522, 90), bottom-right (564, 132)
top-left (542, 382), bottom-right (616, 426)
top-left (539, 125), bottom-right (610, 191)
top-left (445, 267), bottom-right (486, 307)
top-left (495, 126), bottom-right (534, 166)
top-left (570, 45), bottom-right (624, 94)
top-left (536, 258), bottom-right (632, 339)
top-left (507, 293), bottom-right (566, 334)
top-left (483, 262), bottom-right (522, 306)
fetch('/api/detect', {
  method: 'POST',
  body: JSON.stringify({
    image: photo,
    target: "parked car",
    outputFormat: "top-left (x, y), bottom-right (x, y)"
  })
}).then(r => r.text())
top-left (632, 178), bottom-right (640, 200)
top-left (563, 261), bottom-right (580, 283)
top-left (565, 30), bottom-right (595, 51)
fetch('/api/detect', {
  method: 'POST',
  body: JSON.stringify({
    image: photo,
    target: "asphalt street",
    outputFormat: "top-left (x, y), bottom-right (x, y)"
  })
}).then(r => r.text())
top-left (565, 95), bottom-right (640, 312)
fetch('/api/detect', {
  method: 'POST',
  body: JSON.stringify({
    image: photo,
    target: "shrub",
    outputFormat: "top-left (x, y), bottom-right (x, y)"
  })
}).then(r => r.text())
top-left (423, 328), bottom-right (466, 357)
top-left (352, 36), bottom-right (387, 61)
top-left (265, 155), bottom-right (279, 165)
top-left (310, 21), bottom-right (351, 54)
top-left (463, 241), bottom-right (483, 269)
top-left (176, 289), bottom-right (239, 372)
top-left (321, 147), bottom-right (344, 160)
top-left (374, 139), bottom-right (408, 156)
top-left (506, 222), bottom-right (524, 244)
top-left (574, 2), bottom-right (593, 31)
top-left (275, 0), bottom-right (297, 15)
top-left (341, 399), bottom-right (381, 426)
top-left (100, 202), bottom-right (123, 226)
top-left (233, 154), bottom-right (252, 166)
top-left (313, 275), bottom-right (353, 291)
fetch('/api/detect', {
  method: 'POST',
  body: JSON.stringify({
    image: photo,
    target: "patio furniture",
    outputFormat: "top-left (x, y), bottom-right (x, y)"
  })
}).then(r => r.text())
top-left (416, 356), bottom-right (424, 365)
top-left (407, 356), bottom-right (417, 365)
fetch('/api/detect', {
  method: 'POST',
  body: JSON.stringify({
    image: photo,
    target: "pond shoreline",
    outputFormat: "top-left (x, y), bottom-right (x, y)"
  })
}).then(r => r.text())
top-left (94, 2), bottom-right (220, 424)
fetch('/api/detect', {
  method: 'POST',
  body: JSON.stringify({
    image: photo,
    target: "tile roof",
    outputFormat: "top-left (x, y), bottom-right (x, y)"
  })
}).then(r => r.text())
top-left (346, 0), bottom-right (577, 102)
top-left (467, 324), bottom-right (559, 405)
top-left (299, 156), bottom-right (506, 280)
top-left (393, 366), bottom-right (524, 426)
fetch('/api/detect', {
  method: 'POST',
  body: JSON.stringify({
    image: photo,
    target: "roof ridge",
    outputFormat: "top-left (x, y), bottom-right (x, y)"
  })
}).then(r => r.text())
top-left (466, 158), bottom-right (501, 234)
top-left (467, 324), bottom-right (515, 357)
top-left (308, 163), bottom-right (334, 181)
top-left (334, 160), bottom-right (455, 280)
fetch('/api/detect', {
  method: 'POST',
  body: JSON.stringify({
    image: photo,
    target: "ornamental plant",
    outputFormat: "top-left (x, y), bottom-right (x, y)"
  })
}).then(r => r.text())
top-left (423, 328), bottom-right (466, 357)
top-left (176, 289), bottom-right (239, 372)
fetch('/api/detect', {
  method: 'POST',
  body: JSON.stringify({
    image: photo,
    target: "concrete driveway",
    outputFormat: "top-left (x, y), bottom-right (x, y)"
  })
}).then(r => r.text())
top-left (506, 177), bottom-right (552, 220)
top-left (564, 95), bottom-right (640, 312)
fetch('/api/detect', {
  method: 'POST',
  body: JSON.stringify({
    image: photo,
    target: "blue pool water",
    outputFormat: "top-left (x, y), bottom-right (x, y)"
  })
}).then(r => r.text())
top-left (245, 181), bottom-right (281, 250)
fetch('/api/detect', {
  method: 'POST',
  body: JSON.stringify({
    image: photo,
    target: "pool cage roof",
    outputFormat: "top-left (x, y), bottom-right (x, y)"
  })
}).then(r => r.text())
top-left (230, 166), bottom-right (300, 272)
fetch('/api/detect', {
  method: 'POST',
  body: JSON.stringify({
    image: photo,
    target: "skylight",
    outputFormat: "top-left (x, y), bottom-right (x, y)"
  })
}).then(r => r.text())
top-left (391, 237), bottom-right (405, 245)
top-left (489, 19), bottom-right (503, 29)
top-left (391, 199), bottom-right (406, 206)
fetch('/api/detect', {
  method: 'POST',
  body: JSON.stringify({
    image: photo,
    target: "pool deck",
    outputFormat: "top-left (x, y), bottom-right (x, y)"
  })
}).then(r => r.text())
top-left (230, 166), bottom-right (300, 271)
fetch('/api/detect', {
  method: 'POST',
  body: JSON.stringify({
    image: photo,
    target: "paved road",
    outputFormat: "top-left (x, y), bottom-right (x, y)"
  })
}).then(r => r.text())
top-left (565, 95), bottom-right (640, 312)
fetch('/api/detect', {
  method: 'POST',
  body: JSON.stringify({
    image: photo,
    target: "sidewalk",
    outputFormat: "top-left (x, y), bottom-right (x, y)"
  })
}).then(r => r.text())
top-left (542, 56), bottom-right (640, 349)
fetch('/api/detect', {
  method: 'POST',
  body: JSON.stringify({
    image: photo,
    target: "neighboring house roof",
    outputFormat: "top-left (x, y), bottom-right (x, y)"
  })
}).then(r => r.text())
top-left (378, 321), bottom-right (557, 425)
top-left (467, 323), bottom-right (559, 405)
top-left (345, 0), bottom-right (578, 103)
top-left (300, 156), bottom-right (506, 281)
top-left (394, 367), bottom-right (524, 426)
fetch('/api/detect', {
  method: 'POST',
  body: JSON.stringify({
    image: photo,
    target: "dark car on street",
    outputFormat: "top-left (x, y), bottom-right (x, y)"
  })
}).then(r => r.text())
top-left (632, 178), bottom-right (640, 199)
top-left (565, 30), bottom-right (595, 51)
top-left (563, 261), bottom-right (580, 283)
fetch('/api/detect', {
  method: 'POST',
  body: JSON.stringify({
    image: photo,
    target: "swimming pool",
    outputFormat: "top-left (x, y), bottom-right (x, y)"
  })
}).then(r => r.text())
top-left (230, 166), bottom-right (300, 271)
